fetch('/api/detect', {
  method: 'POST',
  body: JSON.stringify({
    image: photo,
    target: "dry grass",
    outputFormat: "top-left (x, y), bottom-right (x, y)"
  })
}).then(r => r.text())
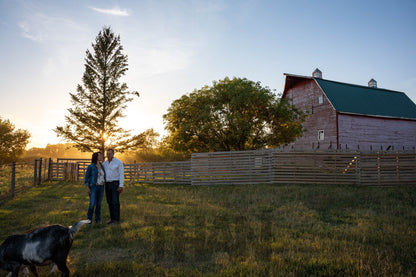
top-left (0, 181), bottom-right (415, 276)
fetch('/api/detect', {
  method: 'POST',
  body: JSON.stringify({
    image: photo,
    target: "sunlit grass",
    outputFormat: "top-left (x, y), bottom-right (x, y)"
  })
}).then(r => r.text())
top-left (0, 181), bottom-right (415, 276)
top-left (0, 164), bottom-right (34, 199)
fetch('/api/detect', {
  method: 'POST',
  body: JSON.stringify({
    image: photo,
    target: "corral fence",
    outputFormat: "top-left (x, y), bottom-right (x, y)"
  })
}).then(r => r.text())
top-left (0, 158), bottom-right (50, 200)
top-left (46, 150), bottom-right (416, 186)
top-left (125, 161), bottom-right (191, 184)
top-left (49, 158), bottom-right (90, 182)
top-left (191, 150), bottom-right (416, 186)
top-left (48, 159), bottom-right (192, 184)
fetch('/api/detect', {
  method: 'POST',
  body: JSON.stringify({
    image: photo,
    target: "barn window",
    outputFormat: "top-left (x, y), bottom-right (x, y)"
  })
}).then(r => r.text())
top-left (318, 130), bottom-right (325, 140)
top-left (318, 95), bottom-right (324, 104)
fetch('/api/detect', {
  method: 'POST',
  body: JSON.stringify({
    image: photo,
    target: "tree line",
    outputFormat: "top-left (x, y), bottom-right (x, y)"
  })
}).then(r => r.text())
top-left (1, 27), bottom-right (306, 163)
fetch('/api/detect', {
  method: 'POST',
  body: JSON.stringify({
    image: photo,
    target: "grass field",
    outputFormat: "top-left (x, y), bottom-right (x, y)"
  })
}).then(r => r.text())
top-left (0, 181), bottom-right (415, 276)
top-left (0, 164), bottom-right (33, 199)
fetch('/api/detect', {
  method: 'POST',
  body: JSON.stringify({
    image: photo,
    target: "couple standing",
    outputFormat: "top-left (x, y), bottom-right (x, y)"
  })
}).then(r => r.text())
top-left (84, 149), bottom-right (124, 225)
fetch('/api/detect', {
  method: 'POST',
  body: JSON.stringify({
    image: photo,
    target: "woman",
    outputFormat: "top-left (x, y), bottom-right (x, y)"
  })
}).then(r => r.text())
top-left (84, 152), bottom-right (106, 224)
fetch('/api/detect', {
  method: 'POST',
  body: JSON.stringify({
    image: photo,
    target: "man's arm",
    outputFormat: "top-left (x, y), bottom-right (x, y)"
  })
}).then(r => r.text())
top-left (119, 160), bottom-right (124, 187)
top-left (117, 159), bottom-right (125, 193)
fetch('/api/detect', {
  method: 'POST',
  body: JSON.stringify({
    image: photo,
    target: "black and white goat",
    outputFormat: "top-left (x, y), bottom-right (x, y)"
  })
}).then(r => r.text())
top-left (0, 219), bottom-right (90, 277)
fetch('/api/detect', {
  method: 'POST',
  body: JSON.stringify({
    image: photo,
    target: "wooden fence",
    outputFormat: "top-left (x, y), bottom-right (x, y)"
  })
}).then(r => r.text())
top-left (0, 158), bottom-right (50, 201)
top-left (49, 159), bottom-right (192, 184)
top-left (359, 152), bottom-right (416, 185)
top-left (49, 158), bottom-right (89, 181)
top-left (191, 150), bottom-right (415, 186)
top-left (46, 150), bottom-right (416, 186)
top-left (191, 150), bottom-right (360, 185)
top-left (125, 161), bottom-right (191, 184)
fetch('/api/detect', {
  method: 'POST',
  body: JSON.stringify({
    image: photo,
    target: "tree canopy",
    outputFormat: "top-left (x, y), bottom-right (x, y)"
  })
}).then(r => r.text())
top-left (55, 27), bottom-right (157, 153)
top-left (163, 77), bottom-right (306, 153)
top-left (0, 118), bottom-right (31, 163)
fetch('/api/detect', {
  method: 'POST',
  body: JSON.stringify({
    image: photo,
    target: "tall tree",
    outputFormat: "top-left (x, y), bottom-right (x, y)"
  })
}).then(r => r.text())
top-left (163, 77), bottom-right (306, 153)
top-left (55, 27), bottom-right (156, 153)
top-left (0, 118), bottom-right (31, 163)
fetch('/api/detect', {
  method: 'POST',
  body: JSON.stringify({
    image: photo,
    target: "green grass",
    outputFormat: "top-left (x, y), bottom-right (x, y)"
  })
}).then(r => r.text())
top-left (0, 164), bottom-right (33, 198)
top-left (0, 181), bottom-right (415, 276)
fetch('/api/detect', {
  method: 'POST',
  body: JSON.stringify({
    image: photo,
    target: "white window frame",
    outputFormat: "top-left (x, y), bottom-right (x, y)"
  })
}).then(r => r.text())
top-left (318, 130), bottom-right (325, 141)
top-left (318, 95), bottom-right (324, 104)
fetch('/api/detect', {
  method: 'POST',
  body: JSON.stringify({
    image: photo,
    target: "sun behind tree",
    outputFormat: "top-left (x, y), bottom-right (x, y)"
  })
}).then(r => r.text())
top-left (55, 27), bottom-right (156, 153)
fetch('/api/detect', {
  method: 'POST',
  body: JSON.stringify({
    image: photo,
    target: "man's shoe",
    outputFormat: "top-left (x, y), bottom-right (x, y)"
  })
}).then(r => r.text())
top-left (107, 220), bottom-right (113, 224)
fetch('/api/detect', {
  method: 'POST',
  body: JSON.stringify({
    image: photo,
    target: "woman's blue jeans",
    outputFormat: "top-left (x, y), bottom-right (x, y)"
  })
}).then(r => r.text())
top-left (87, 184), bottom-right (104, 223)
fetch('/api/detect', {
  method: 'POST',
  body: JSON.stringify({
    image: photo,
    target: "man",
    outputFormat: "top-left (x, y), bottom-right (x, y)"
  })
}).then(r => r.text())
top-left (102, 148), bottom-right (124, 224)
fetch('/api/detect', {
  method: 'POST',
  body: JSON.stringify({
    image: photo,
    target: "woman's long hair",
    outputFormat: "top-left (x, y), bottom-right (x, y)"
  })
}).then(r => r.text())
top-left (91, 152), bottom-right (101, 164)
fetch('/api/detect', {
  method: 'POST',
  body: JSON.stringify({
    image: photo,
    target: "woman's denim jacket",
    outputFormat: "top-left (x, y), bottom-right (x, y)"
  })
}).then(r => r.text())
top-left (84, 163), bottom-right (106, 186)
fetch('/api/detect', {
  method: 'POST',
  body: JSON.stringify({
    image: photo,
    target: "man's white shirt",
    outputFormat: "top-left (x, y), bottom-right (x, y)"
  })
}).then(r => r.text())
top-left (102, 157), bottom-right (124, 187)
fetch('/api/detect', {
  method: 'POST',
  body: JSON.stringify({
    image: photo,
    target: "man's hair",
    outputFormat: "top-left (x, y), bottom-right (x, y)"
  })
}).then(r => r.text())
top-left (107, 148), bottom-right (115, 153)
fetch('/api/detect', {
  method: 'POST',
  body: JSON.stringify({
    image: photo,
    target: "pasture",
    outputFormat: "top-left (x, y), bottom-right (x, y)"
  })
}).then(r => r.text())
top-left (0, 181), bottom-right (415, 276)
top-left (0, 164), bottom-right (33, 199)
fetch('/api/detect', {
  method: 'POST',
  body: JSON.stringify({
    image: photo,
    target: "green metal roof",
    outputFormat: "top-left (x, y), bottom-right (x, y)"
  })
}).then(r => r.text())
top-left (315, 78), bottom-right (416, 120)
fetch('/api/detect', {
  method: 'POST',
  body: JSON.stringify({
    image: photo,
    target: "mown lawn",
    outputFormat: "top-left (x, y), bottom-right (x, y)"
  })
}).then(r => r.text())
top-left (0, 181), bottom-right (415, 276)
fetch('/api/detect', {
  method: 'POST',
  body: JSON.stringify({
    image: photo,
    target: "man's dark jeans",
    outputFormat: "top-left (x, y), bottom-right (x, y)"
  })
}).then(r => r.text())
top-left (105, 181), bottom-right (120, 222)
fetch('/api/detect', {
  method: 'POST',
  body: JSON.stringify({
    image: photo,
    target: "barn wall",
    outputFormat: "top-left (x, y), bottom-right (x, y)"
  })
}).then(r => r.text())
top-left (338, 114), bottom-right (416, 150)
top-left (283, 79), bottom-right (338, 149)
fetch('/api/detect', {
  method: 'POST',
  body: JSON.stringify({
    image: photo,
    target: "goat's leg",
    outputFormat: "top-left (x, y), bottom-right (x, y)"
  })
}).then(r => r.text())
top-left (9, 266), bottom-right (20, 277)
top-left (51, 264), bottom-right (58, 273)
top-left (55, 262), bottom-right (70, 277)
top-left (29, 265), bottom-right (39, 277)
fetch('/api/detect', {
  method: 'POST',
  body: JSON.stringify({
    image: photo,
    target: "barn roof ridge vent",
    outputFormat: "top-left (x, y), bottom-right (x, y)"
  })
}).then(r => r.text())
top-left (312, 68), bottom-right (322, 79)
top-left (368, 78), bottom-right (377, 88)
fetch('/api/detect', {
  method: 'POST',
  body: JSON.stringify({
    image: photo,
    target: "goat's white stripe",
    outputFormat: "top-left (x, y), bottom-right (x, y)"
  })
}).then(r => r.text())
top-left (22, 241), bottom-right (43, 263)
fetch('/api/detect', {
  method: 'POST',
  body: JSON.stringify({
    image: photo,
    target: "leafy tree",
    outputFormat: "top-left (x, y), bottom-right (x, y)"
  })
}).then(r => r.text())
top-left (0, 118), bottom-right (31, 163)
top-left (163, 77), bottom-right (306, 153)
top-left (55, 27), bottom-right (156, 153)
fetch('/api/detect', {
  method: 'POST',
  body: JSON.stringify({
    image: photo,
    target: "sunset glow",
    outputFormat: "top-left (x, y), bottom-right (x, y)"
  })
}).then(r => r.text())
top-left (0, 1), bottom-right (415, 149)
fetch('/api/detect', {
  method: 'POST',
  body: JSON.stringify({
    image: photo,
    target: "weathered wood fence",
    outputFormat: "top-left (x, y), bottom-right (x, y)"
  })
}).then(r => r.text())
top-left (125, 161), bottom-right (192, 184)
top-left (49, 159), bottom-right (192, 184)
top-left (47, 150), bottom-right (416, 186)
top-left (0, 158), bottom-right (50, 200)
top-left (49, 158), bottom-right (89, 182)
top-left (191, 150), bottom-right (416, 186)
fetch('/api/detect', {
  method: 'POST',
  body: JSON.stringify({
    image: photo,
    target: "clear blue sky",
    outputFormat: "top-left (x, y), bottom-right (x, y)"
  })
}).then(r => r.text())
top-left (1, 0), bottom-right (415, 148)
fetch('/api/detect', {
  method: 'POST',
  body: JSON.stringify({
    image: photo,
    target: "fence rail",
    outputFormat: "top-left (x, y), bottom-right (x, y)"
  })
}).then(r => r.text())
top-left (43, 150), bottom-right (416, 186)
top-left (359, 152), bottom-right (416, 185)
top-left (126, 161), bottom-right (191, 184)
top-left (49, 159), bottom-right (192, 184)
top-left (0, 158), bottom-right (50, 200)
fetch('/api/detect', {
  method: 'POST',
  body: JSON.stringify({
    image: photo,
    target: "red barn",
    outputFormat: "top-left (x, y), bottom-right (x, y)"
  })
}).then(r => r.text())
top-left (282, 69), bottom-right (416, 150)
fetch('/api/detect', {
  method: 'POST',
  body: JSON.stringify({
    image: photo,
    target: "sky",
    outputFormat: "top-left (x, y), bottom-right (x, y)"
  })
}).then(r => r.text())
top-left (1, 0), bottom-right (415, 149)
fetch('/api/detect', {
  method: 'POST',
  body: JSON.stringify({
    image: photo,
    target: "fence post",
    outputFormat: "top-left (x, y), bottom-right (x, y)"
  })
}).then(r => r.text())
top-left (33, 159), bottom-right (38, 186)
top-left (75, 163), bottom-right (79, 182)
top-left (356, 152), bottom-right (361, 186)
top-left (48, 158), bottom-right (52, 180)
top-left (38, 158), bottom-right (42, 185)
top-left (11, 161), bottom-right (16, 197)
